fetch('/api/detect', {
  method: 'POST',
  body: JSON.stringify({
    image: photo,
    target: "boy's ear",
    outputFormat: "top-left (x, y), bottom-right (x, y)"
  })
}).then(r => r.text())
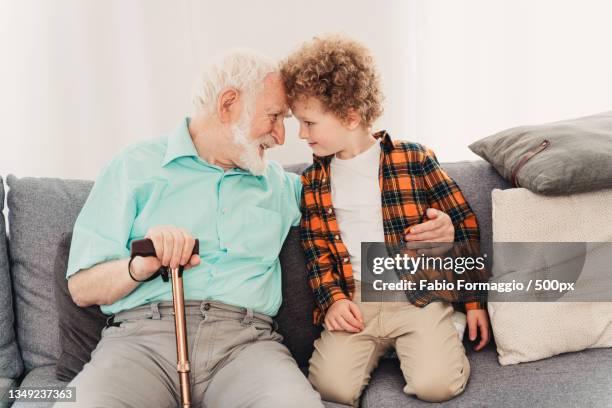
top-left (344, 108), bottom-right (363, 130)
top-left (217, 87), bottom-right (240, 123)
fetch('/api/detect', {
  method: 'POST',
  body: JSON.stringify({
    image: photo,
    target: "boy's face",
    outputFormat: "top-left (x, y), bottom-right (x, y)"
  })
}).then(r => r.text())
top-left (291, 97), bottom-right (353, 157)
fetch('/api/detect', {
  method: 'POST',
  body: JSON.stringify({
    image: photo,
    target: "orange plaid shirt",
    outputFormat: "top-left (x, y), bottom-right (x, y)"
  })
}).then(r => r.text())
top-left (300, 131), bottom-right (485, 325)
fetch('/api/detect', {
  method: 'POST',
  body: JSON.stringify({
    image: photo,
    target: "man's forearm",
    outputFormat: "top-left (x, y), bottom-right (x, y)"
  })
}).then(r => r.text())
top-left (68, 258), bottom-right (140, 307)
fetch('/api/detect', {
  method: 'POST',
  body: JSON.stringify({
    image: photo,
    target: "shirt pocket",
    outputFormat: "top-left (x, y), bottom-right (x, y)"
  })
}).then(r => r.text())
top-left (225, 206), bottom-right (284, 262)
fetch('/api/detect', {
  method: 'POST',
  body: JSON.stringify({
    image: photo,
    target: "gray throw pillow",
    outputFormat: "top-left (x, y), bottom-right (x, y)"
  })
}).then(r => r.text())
top-left (276, 226), bottom-right (321, 367)
top-left (469, 111), bottom-right (612, 195)
top-left (54, 232), bottom-right (107, 382)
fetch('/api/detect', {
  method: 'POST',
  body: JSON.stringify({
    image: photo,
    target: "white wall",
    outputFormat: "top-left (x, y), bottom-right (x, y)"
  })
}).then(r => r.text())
top-left (413, 0), bottom-right (612, 161)
top-left (0, 1), bottom-right (199, 179)
top-left (1, 0), bottom-right (611, 180)
top-left (0, 0), bottom-right (413, 179)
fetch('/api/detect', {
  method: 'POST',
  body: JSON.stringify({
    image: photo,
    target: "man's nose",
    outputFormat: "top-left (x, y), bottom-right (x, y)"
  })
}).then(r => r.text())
top-left (272, 122), bottom-right (286, 146)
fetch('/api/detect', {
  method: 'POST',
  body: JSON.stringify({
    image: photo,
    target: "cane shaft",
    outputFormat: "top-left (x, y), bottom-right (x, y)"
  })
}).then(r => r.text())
top-left (130, 238), bottom-right (198, 407)
top-left (171, 267), bottom-right (191, 408)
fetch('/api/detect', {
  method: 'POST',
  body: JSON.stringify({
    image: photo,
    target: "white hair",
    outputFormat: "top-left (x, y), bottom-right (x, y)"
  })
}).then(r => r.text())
top-left (192, 49), bottom-right (277, 117)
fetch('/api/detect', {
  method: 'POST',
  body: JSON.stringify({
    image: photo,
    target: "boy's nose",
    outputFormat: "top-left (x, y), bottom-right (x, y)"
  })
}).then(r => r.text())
top-left (298, 126), bottom-right (308, 140)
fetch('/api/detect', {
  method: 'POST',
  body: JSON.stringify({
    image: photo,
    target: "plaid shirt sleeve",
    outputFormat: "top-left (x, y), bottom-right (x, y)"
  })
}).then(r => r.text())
top-left (300, 172), bottom-right (349, 318)
top-left (421, 147), bottom-right (486, 310)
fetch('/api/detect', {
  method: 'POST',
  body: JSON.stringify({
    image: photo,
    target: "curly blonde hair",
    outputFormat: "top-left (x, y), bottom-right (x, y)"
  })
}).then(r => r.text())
top-left (280, 34), bottom-right (384, 128)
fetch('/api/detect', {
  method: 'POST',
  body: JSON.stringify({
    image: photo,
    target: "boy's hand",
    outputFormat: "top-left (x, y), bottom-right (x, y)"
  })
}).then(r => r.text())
top-left (467, 309), bottom-right (490, 351)
top-left (324, 299), bottom-right (364, 333)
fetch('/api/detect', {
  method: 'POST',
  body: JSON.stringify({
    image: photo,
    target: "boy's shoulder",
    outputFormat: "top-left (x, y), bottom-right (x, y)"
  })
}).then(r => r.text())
top-left (299, 137), bottom-right (440, 183)
top-left (390, 139), bottom-right (430, 155)
top-left (386, 138), bottom-right (440, 164)
top-left (374, 130), bottom-right (434, 158)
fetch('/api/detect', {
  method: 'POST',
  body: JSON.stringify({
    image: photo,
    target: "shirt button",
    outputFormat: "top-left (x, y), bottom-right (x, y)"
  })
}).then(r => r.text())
top-left (343, 258), bottom-right (349, 263)
top-left (203, 303), bottom-right (211, 311)
top-left (222, 208), bottom-right (227, 214)
top-left (327, 208), bottom-right (333, 214)
top-left (322, 177), bottom-right (326, 182)
top-left (334, 235), bottom-right (340, 240)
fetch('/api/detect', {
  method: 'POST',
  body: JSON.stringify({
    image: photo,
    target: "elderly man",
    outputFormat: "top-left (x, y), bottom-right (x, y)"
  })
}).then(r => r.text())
top-left (54, 50), bottom-right (323, 408)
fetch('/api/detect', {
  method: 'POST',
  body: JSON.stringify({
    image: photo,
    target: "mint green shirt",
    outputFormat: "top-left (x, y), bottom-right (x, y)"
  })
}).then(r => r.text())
top-left (67, 118), bottom-right (302, 316)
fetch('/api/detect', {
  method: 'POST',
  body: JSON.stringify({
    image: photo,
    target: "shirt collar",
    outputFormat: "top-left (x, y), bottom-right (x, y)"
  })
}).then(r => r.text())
top-left (374, 130), bottom-right (394, 153)
top-left (161, 117), bottom-right (200, 167)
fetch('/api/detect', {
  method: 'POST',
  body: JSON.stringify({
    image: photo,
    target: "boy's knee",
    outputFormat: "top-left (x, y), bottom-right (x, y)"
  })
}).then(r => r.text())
top-left (405, 360), bottom-right (470, 402)
top-left (309, 370), bottom-right (362, 407)
top-left (315, 382), bottom-right (361, 407)
top-left (408, 379), bottom-right (464, 402)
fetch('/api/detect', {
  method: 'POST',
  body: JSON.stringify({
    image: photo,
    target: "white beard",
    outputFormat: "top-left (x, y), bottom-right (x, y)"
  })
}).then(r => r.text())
top-left (230, 114), bottom-right (273, 176)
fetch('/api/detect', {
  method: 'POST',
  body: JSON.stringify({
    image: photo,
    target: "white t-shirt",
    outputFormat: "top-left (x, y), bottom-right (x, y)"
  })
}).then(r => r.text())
top-left (331, 142), bottom-right (467, 338)
top-left (330, 141), bottom-right (384, 281)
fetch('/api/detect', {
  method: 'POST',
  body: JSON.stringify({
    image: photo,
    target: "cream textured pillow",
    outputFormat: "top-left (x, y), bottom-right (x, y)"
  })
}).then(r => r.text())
top-left (489, 187), bottom-right (612, 365)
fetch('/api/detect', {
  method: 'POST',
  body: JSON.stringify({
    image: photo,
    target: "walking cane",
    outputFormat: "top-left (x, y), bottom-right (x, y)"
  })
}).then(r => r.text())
top-left (130, 238), bottom-right (199, 408)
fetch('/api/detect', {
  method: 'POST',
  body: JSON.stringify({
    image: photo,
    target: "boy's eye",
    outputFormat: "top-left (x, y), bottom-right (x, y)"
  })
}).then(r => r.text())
top-left (269, 114), bottom-right (279, 122)
top-left (304, 121), bottom-right (314, 127)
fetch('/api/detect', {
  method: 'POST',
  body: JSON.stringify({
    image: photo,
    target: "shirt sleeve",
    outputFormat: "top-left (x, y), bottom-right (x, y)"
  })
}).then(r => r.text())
top-left (421, 147), bottom-right (486, 310)
top-left (66, 156), bottom-right (137, 278)
top-left (300, 173), bottom-right (349, 318)
top-left (421, 147), bottom-right (480, 243)
top-left (284, 171), bottom-right (303, 227)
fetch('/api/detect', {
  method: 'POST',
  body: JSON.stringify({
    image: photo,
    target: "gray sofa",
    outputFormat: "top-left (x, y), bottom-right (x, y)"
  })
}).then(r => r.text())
top-left (1, 161), bottom-right (611, 408)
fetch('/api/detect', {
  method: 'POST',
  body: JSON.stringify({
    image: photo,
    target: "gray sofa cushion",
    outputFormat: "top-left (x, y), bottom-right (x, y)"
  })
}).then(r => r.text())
top-left (19, 343), bottom-right (612, 408)
top-left (442, 161), bottom-right (510, 264)
top-left (0, 176), bottom-right (24, 386)
top-left (361, 344), bottom-right (612, 407)
top-left (6, 175), bottom-right (92, 371)
top-left (469, 111), bottom-right (612, 195)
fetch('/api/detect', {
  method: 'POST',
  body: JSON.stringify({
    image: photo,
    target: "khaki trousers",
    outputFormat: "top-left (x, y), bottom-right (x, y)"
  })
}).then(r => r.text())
top-left (54, 300), bottom-right (323, 408)
top-left (308, 282), bottom-right (470, 407)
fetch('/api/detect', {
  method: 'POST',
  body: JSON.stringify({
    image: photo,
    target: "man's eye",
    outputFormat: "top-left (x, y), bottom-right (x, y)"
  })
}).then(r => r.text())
top-left (269, 114), bottom-right (279, 122)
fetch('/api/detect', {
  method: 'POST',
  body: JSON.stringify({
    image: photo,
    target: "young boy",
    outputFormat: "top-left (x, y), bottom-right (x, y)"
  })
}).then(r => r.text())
top-left (280, 35), bottom-right (490, 406)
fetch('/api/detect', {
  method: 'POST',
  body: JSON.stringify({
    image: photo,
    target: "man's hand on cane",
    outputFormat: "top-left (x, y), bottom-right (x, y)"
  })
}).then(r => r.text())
top-left (130, 226), bottom-right (201, 282)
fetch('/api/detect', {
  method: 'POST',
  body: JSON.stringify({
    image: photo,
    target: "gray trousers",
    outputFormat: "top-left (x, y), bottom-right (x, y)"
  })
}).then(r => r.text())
top-left (54, 300), bottom-right (323, 408)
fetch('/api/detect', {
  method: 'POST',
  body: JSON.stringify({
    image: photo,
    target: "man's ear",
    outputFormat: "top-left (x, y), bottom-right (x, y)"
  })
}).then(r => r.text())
top-left (344, 108), bottom-right (363, 130)
top-left (217, 88), bottom-right (240, 123)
